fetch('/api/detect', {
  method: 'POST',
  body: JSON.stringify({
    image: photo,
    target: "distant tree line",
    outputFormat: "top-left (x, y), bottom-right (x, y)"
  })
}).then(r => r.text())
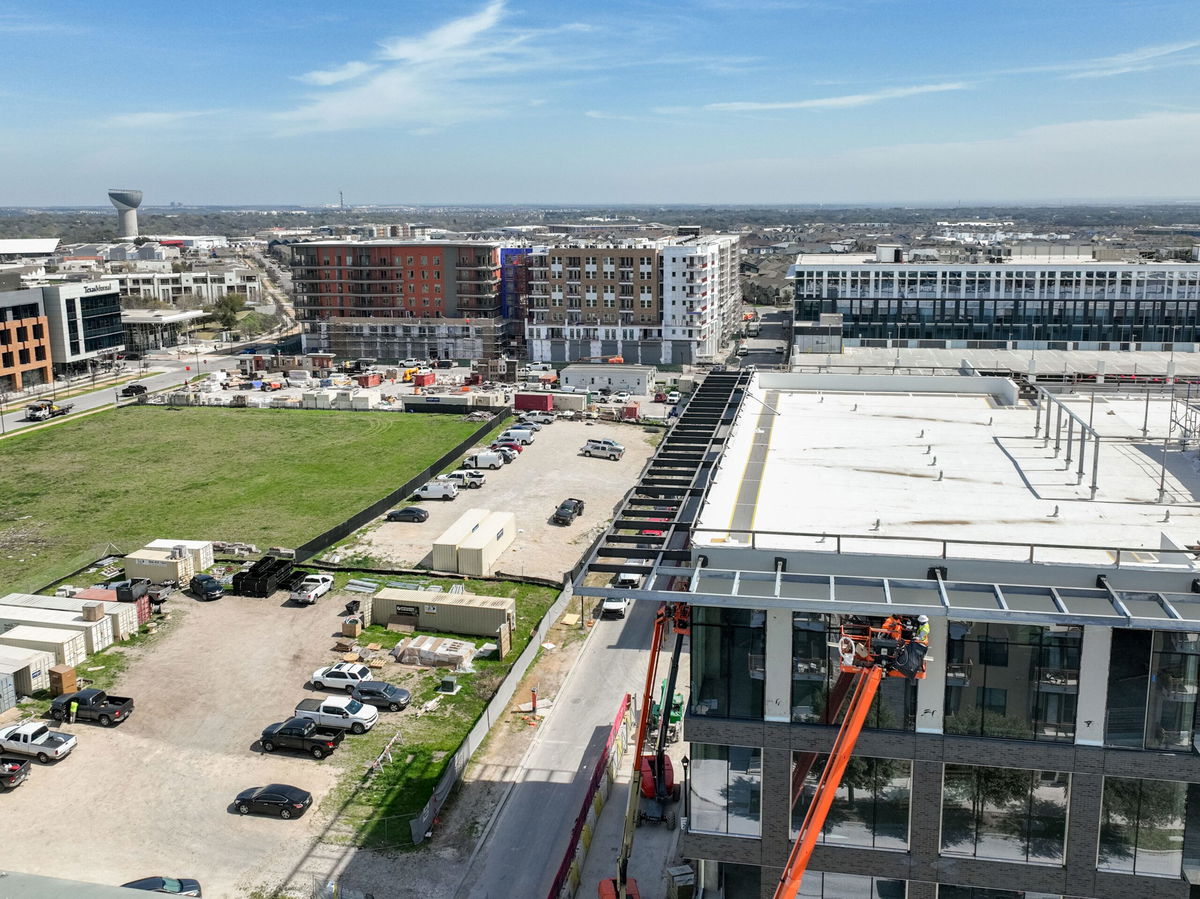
top-left (2, 204), bottom-right (1200, 244)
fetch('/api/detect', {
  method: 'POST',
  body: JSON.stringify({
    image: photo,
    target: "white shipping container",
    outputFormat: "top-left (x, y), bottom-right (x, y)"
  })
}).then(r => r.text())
top-left (0, 606), bottom-right (114, 654)
top-left (0, 592), bottom-right (138, 640)
top-left (456, 511), bottom-right (517, 577)
top-left (0, 645), bottom-right (55, 695)
top-left (432, 508), bottom-right (491, 573)
top-left (0, 626), bottom-right (87, 668)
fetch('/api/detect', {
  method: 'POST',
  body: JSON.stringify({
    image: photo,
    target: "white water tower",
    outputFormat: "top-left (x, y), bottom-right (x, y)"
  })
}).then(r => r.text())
top-left (108, 188), bottom-right (143, 238)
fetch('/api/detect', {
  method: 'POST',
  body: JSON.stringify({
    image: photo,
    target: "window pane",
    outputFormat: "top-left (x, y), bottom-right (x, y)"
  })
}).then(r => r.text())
top-left (1099, 776), bottom-right (1186, 876)
top-left (800, 873), bottom-right (906, 898)
top-left (796, 756), bottom-right (910, 850)
top-left (692, 607), bottom-right (765, 720)
top-left (1146, 632), bottom-right (1200, 751)
top-left (942, 764), bottom-right (1067, 864)
top-left (689, 743), bottom-right (761, 837)
top-left (1105, 629), bottom-right (1152, 747)
top-left (941, 765), bottom-right (978, 855)
top-left (945, 622), bottom-right (1079, 743)
top-left (974, 768), bottom-right (1033, 862)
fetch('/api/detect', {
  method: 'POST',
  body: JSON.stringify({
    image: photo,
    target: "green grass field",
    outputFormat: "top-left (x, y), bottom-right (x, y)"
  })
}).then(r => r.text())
top-left (0, 407), bottom-right (484, 592)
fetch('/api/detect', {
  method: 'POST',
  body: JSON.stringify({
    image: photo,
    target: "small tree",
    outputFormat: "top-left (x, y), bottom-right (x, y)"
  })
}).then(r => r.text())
top-left (209, 292), bottom-right (247, 330)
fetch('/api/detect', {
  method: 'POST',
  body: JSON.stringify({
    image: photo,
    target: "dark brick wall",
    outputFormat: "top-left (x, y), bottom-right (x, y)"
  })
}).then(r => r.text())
top-left (683, 714), bottom-right (1199, 899)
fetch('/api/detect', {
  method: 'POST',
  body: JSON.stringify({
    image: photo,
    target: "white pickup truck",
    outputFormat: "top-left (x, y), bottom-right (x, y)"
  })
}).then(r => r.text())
top-left (0, 721), bottom-right (77, 764)
top-left (437, 470), bottom-right (486, 489)
top-left (294, 695), bottom-right (379, 735)
top-left (289, 573), bottom-right (335, 605)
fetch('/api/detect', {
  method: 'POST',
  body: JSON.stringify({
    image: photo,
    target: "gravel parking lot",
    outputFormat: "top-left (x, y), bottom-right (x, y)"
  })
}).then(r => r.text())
top-left (343, 418), bottom-right (659, 580)
top-left (0, 595), bottom-right (371, 898)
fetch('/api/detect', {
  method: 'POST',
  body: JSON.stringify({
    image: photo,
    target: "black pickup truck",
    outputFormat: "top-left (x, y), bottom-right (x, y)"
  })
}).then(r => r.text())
top-left (552, 497), bottom-right (585, 525)
top-left (50, 689), bottom-right (135, 727)
top-left (1, 757), bottom-right (30, 790)
top-left (260, 717), bottom-right (345, 759)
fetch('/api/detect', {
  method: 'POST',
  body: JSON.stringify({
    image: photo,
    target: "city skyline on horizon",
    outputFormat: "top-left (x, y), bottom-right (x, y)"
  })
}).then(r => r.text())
top-left (3, 0), bottom-right (1200, 207)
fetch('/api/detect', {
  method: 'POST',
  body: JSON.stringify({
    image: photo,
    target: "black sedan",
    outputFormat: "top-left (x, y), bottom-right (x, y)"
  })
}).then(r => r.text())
top-left (351, 681), bottom-right (412, 712)
top-left (120, 383), bottom-right (148, 397)
top-left (119, 876), bottom-right (202, 896)
top-left (386, 507), bottom-right (429, 523)
top-left (234, 784), bottom-right (312, 819)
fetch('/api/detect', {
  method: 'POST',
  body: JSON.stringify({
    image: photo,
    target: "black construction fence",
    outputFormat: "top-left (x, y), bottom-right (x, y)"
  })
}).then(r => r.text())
top-left (293, 410), bottom-right (511, 563)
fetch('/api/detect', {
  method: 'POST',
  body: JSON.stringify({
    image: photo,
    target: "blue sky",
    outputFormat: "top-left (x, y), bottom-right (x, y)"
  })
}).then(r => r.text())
top-left (3, 0), bottom-right (1200, 206)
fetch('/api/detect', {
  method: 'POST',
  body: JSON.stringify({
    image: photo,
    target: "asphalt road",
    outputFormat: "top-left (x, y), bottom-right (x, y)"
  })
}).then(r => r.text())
top-left (736, 307), bottom-right (792, 367)
top-left (0, 358), bottom-right (193, 436)
top-left (458, 597), bottom-right (660, 898)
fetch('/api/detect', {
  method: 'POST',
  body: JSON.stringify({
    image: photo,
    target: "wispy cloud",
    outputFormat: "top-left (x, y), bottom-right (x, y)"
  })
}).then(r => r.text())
top-left (296, 61), bottom-right (377, 86)
top-left (1065, 39), bottom-right (1200, 78)
top-left (377, 0), bottom-right (505, 63)
top-left (706, 82), bottom-right (970, 112)
top-left (273, 1), bottom-right (601, 134)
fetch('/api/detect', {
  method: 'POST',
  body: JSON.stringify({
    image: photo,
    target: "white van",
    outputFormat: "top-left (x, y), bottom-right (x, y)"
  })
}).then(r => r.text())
top-left (498, 428), bottom-right (534, 445)
top-left (462, 451), bottom-right (504, 470)
top-left (414, 481), bottom-right (458, 501)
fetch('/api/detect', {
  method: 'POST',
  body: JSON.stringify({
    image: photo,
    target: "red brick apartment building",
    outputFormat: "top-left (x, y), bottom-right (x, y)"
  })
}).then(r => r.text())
top-left (290, 241), bottom-right (506, 359)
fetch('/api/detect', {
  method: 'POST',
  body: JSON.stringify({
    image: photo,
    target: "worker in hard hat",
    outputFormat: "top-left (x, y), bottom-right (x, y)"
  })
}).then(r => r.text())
top-left (914, 614), bottom-right (931, 644)
top-left (881, 615), bottom-right (903, 642)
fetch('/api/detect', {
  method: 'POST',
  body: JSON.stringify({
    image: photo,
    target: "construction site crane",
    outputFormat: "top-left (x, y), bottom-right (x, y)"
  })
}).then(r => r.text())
top-left (773, 616), bottom-right (929, 899)
top-left (599, 601), bottom-right (690, 899)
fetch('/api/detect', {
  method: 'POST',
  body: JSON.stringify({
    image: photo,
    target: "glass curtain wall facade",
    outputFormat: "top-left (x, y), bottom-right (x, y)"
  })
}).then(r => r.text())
top-left (941, 765), bottom-right (1070, 864)
top-left (1106, 629), bottom-right (1200, 751)
top-left (944, 622), bottom-right (1081, 742)
top-left (793, 613), bottom-right (916, 730)
top-left (792, 265), bottom-right (1200, 344)
top-left (791, 754), bottom-right (911, 849)
top-left (689, 743), bottom-right (762, 837)
top-left (691, 607), bottom-right (765, 720)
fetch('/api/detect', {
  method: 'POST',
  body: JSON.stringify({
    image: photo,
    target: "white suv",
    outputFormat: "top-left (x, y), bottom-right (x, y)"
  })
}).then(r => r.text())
top-left (311, 662), bottom-right (372, 691)
top-left (582, 438), bottom-right (625, 460)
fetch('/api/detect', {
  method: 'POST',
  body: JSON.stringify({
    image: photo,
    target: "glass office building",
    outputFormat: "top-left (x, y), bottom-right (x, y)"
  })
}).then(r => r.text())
top-left (789, 260), bottom-right (1200, 348)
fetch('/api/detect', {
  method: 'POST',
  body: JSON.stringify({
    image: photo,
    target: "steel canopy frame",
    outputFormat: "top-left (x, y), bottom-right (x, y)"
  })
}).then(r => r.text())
top-left (577, 565), bottom-right (1200, 632)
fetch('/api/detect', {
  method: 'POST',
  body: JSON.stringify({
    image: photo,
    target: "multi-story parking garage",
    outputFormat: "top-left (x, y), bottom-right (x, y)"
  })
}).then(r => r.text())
top-left (580, 368), bottom-right (1200, 899)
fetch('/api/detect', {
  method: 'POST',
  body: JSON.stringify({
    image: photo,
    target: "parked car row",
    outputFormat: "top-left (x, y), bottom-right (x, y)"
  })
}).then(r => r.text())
top-left (240, 667), bottom-right (411, 822)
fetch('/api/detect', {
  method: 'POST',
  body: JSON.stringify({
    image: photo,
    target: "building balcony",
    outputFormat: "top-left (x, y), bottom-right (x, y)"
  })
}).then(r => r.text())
top-left (946, 661), bottom-right (972, 683)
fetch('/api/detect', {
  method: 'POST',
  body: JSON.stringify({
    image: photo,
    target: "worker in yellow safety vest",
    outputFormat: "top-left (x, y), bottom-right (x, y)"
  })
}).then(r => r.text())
top-left (914, 614), bottom-right (930, 644)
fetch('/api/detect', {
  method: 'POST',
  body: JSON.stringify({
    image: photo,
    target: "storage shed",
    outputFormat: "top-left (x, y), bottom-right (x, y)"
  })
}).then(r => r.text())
top-left (371, 587), bottom-right (516, 642)
top-left (0, 626), bottom-right (88, 667)
top-left (560, 363), bottom-right (657, 395)
top-left (0, 606), bottom-right (114, 654)
top-left (143, 538), bottom-right (215, 570)
top-left (456, 511), bottom-right (517, 577)
top-left (123, 547), bottom-right (195, 584)
top-left (432, 508), bottom-right (491, 572)
top-left (0, 592), bottom-right (139, 641)
top-left (0, 644), bottom-right (55, 695)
